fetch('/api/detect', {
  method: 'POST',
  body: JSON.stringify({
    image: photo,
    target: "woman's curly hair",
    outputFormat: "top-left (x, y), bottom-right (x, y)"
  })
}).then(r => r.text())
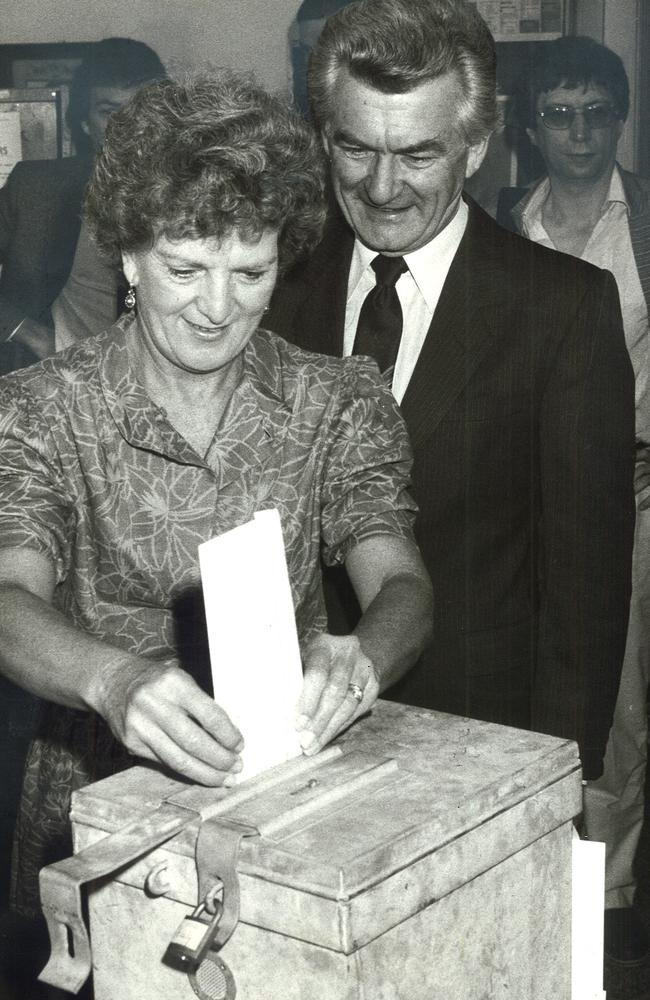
top-left (85, 71), bottom-right (327, 272)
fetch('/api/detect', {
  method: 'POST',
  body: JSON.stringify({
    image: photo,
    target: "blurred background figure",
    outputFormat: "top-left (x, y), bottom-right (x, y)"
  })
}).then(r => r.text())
top-left (498, 35), bottom-right (650, 967)
top-left (0, 36), bottom-right (166, 1000)
top-left (0, 36), bottom-right (166, 376)
top-left (290, 0), bottom-right (352, 116)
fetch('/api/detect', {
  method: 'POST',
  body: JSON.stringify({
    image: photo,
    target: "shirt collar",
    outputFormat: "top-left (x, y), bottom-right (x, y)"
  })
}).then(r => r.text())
top-left (520, 176), bottom-right (551, 232)
top-left (98, 314), bottom-right (291, 463)
top-left (521, 165), bottom-right (629, 230)
top-left (405, 200), bottom-right (468, 310)
top-left (99, 313), bottom-right (286, 404)
top-left (348, 198), bottom-right (468, 310)
top-left (607, 164), bottom-right (629, 213)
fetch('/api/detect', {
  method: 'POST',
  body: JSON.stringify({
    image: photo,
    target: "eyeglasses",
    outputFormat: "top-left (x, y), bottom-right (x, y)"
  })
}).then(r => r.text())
top-left (537, 103), bottom-right (619, 131)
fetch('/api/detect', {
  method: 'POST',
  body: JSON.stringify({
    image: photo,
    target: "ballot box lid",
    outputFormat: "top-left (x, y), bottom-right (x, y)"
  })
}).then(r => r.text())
top-left (71, 701), bottom-right (581, 950)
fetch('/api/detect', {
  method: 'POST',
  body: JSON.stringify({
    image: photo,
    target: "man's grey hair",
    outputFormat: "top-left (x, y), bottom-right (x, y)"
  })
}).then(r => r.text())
top-left (308, 0), bottom-right (498, 146)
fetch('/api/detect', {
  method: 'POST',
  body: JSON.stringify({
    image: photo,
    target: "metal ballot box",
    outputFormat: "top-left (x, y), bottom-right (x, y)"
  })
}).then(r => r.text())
top-left (55, 702), bottom-right (581, 999)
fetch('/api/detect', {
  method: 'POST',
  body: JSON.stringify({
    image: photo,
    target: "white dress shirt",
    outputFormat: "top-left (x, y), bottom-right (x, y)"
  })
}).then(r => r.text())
top-left (343, 200), bottom-right (468, 403)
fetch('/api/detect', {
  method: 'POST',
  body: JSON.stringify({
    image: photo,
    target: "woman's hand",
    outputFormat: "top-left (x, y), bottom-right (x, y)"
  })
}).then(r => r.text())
top-left (295, 633), bottom-right (379, 756)
top-left (90, 656), bottom-right (244, 786)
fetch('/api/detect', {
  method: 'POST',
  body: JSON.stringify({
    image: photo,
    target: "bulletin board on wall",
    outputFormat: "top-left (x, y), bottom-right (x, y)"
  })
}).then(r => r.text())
top-left (0, 42), bottom-right (92, 168)
top-left (471, 0), bottom-right (568, 41)
top-left (0, 89), bottom-right (65, 183)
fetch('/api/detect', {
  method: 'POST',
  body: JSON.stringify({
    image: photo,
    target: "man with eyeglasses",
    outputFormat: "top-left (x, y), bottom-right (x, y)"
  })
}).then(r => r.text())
top-left (499, 34), bottom-right (650, 967)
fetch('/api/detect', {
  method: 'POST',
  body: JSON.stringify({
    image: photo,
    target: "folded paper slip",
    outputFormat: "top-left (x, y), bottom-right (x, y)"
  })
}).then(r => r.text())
top-left (198, 508), bottom-right (303, 781)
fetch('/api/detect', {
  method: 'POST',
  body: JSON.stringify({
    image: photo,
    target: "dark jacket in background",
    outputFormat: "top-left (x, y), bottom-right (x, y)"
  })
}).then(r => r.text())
top-left (0, 157), bottom-right (92, 373)
top-left (497, 166), bottom-right (650, 324)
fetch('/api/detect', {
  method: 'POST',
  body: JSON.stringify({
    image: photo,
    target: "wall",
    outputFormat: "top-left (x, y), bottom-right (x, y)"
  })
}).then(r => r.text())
top-left (2, 0), bottom-right (303, 96)
top-left (575, 0), bottom-right (640, 171)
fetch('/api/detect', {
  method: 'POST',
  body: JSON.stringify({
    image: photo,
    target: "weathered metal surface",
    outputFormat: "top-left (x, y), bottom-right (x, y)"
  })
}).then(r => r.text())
top-left (69, 701), bottom-right (581, 999)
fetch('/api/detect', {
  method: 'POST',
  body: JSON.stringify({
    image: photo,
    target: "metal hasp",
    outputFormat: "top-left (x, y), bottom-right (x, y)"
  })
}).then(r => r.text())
top-left (38, 802), bottom-right (197, 993)
top-left (165, 748), bottom-right (399, 992)
top-left (165, 819), bottom-right (255, 969)
top-left (37, 746), bottom-right (351, 993)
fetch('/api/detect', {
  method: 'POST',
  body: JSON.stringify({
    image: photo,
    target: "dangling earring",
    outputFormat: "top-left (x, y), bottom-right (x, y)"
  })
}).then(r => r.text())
top-left (124, 286), bottom-right (136, 310)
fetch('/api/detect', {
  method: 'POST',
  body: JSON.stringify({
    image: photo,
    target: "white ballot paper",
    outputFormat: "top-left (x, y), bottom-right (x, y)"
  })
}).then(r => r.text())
top-left (198, 508), bottom-right (304, 782)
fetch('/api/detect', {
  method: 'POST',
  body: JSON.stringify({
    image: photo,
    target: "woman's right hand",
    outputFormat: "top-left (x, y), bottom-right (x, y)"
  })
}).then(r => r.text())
top-left (89, 655), bottom-right (244, 786)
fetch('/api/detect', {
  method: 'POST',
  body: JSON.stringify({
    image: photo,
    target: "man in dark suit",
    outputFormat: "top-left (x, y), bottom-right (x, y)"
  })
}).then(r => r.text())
top-left (266, 0), bottom-right (636, 782)
top-left (0, 37), bottom-right (165, 374)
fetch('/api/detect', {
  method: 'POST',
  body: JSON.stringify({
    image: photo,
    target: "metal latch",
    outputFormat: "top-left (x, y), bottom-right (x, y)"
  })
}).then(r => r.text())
top-left (38, 801), bottom-right (196, 994)
top-left (165, 817), bottom-right (257, 970)
top-left (38, 747), bottom-right (349, 993)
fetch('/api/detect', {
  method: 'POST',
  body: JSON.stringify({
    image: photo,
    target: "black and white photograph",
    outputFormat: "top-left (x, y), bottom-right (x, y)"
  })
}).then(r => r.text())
top-left (0, 2), bottom-right (649, 998)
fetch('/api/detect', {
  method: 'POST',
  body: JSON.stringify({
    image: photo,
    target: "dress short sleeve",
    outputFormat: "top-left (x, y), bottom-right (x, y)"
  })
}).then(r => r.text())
top-left (319, 357), bottom-right (418, 567)
top-left (0, 378), bottom-right (73, 581)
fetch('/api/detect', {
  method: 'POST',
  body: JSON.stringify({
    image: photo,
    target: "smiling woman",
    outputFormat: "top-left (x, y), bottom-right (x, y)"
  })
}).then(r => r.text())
top-left (0, 71), bottom-right (433, 929)
top-left (83, 73), bottom-right (326, 445)
top-left (120, 231), bottom-right (280, 452)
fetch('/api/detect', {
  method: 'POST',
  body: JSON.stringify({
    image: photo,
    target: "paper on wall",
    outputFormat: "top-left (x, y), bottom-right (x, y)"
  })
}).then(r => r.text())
top-left (0, 111), bottom-right (22, 187)
top-left (198, 508), bottom-right (304, 782)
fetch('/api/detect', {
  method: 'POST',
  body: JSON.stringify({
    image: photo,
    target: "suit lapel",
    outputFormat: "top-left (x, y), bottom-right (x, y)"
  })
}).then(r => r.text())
top-left (400, 201), bottom-right (501, 451)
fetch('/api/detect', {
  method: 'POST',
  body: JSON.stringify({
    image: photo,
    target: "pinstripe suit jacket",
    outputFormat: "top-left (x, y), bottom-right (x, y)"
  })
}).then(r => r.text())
top-left (266, 197), bottom-right (636, 778)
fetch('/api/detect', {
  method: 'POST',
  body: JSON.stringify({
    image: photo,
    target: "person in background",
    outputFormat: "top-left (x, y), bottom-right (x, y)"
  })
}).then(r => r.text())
top-left (0, 41), bottom-right (167, 970)
top-left (0, 73), bottom-right (433, 997)
top-left (498, 34), bottom-right (650, 966)
top-left (266, 0), bottom-right (635, 811)
top-left (0, 36), bottom-right (166, 375)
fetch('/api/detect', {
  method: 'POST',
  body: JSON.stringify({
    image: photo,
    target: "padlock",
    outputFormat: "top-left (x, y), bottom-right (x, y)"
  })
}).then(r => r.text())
top-left (165, 898), bottom-right (224, 968)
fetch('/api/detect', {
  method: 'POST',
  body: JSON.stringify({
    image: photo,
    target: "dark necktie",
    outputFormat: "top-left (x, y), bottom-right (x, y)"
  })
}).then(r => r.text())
top-left (353, 254), bottom-right (408, 381)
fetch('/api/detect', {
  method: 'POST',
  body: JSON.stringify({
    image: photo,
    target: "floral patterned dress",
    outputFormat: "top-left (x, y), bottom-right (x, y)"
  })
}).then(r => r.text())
top-left (0, 312), bottom-right (417, 914)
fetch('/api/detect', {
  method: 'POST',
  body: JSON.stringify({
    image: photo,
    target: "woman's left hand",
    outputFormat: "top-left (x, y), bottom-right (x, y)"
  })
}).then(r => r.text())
top-left (295, 633), bottom-right (379, 756)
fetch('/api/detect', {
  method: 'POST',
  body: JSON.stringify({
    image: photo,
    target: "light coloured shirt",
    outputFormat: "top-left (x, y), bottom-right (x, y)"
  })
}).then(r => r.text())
top-left (521, 168), bottom-right (649, 417)
top-left (343, 200), bottom-right (468, 403)
top-left (51, 219), bottom-right (119, 351)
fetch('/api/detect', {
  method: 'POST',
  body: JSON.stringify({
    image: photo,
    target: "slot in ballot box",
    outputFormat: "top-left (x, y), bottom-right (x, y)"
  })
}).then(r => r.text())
top-left (55, 701), bottom-right (582, 999)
